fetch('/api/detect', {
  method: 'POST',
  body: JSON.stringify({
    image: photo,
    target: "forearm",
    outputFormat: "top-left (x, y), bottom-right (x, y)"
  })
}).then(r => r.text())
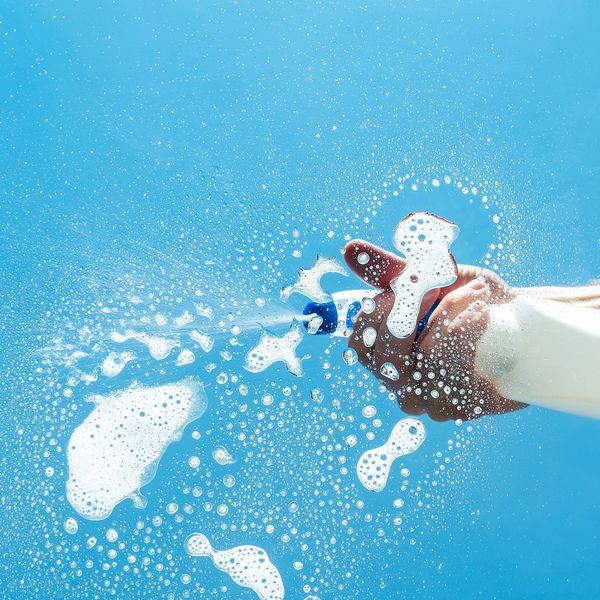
top-left (514, 284), bottom-right (600, 309)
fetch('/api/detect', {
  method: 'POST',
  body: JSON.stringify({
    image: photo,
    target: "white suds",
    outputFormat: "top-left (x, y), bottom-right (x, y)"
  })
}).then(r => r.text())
top-left (357, 418), bottom-right (426, 492)
top-left (185, 533), bottom-right (284, 600)
top-left (66, 377), bottom-right (207, 520)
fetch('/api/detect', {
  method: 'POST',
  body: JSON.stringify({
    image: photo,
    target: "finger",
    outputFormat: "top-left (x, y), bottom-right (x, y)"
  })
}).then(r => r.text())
top-left (343, 240), bottom-right (406, 288)
top-left (447, 299), bottom-right (490, 338)
top-left (427, 404), bottom-right (452, 422)
top-left (349, 286), bottom-right (440, 368)
top-left (399, 401), bottom-right (427, 416)
top-left (425, 280), bottom-right (490, 339)
top-left (437, 264), bottom-right (480, 299)
top-left (372, 287), bottom-right (440, 363)
top-left (348, 291), bottom-right (393, 368)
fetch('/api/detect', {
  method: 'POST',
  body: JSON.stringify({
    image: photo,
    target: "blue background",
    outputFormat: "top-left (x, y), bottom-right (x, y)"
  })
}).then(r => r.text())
top-left (1, 1), bottom-right (599, 598)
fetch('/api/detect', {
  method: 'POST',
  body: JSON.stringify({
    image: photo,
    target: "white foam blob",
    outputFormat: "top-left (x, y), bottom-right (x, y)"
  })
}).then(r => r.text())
top-left (380, 362), bottom-right (400, 381)
top-left (174, 310), bottom-right (195, 327)
top-left (66, 377), bottom-right (207, 520)
top-left (154, 313), bottom-right (168, 326)
top-left (100, 351), bottom-right (135, 377)
top-left (280, 255), bottom-right (348, 302)
top-left (110, 329), bottom-right (178, 360)
top-left (176, 349), bottom-right (196, 366)
top-left (362, 326), bottom-right (377, 348)
top-left (387, 212), bottom-right (459, 338)
top-left (212, 446), bottom-right (235, 465)
top-left (244, 321), bottom-right (307, 377)
top-left (356, 418), bottom-right (426, 492)
top-left (185, 533), bottom-right (284, 600)
top-left (190, 329), bottom-right (214, 353)
top-left (194, 302), bottom-right (215, 320)
top-left (306, 314), bottom-right (324, 334)
top-left (175, 348), bottom-right (196, 367)
top-left (65, 350), bottom-right (89, 367)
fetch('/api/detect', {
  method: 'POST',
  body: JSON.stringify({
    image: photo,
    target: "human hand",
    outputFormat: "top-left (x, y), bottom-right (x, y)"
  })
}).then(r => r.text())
top-left (344, 240), bottom-right (527, 421)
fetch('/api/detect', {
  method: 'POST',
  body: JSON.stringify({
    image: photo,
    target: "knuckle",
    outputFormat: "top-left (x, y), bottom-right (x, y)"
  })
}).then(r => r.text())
top-left (439, 295), bottom-right (458, 311)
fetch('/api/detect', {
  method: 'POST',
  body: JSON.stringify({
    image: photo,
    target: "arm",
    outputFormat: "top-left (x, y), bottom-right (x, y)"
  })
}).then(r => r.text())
top-left (343, 239), bottom-right (599, 422)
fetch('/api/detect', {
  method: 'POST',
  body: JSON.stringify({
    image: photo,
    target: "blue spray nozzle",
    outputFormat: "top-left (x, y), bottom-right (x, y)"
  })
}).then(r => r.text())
top-left (302, 298), bottom-right (363, 335)
top-left (302, 301), bottom-right (338, 334)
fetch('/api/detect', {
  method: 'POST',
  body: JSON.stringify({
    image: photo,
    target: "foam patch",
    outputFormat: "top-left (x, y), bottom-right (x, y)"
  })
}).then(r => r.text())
top-left (387, 212), bottom-right (459, 338)
top-left (66, 377), bottom-right (207, 520)
top-left (280, 255), bottom-right (347, 302)
top-left (100, 351), bottom-right (135, 377)
top-left (189, 329), bottom-right (214, 353)
top-left (356, 418), bottom-right (426, 492)
top-left (185, 533), bottom-right (284, 600)
top-left (244, 321), bottom-right (306, 376)
top-left (110, 329), bottom-right (179, 360)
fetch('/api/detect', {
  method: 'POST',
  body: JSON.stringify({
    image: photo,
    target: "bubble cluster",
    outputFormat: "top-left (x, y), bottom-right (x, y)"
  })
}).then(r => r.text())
top-left (111, 330), bottom-right (179, 360)
top-left (244, 321), bottom-right (306, 376)
top-left (185, 533), bottom-right (285, 600)
top-left (7, 148), bottom-right (517, 598)
top-left (357, 418), bottom-right (426, 492)
top-left (189, 329), bottom-right (215, 353)
top-left (66, 378), bottom-right (207, 519)
top-left (280, 255), bottom-right (348, 302)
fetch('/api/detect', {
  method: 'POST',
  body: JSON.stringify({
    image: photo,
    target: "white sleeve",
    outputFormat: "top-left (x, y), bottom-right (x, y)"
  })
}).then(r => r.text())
top-left (476, 296), bottom-right (600, 419)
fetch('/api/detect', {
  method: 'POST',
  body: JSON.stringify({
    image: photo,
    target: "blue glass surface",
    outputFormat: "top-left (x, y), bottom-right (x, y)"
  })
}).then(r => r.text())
top-left (1, 1), bottom-right (599, 598)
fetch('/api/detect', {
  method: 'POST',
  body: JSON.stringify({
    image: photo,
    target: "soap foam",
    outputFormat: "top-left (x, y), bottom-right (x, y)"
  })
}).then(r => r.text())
top-left (66, 377), bottom-right (207, 520)
top-left (212, 446), bottom-right (235, 465)
top-left (387, 212), bottom-right (459, 338)
top-left (111, 329), bottom-right (179, 360)
top-left (244, 321), bottom-right (306, 376)
top-left (185, 533), bottom-right (285, 600)
top-left (281, 255), bottom-right (347, 302)
top-left (176, 348), bottom-right (196, 366)
top-left (189, 329), bottom-right (214, 353)
top-left (100, 351), bottom-right (135, 377)
top-left (356, 418), bottom-right (426, 492)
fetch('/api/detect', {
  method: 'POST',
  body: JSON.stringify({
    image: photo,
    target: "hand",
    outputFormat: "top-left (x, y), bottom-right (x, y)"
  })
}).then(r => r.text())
top-left (344, 240), bottom-right (528, 421)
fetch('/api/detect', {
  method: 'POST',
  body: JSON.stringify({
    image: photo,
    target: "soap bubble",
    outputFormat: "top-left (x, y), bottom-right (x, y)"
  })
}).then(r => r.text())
top-left (380, 362), bottom-right (400, 381)
top-left (64, 517), bottom-right (78, 534)
top-left (342, 349), bottom-right (358, 365)
top-left (105, 528), bottom-right (118, 542)
top-left (212, 446), bottom-right (235, 465)
top-left (362, 327), bottom-right (377, 348)
top-left (362, 405), bottom-right (377, 418)
top-left (188, 456), bottom-right (201, 468)
top-left (361, 298), bottom-right (376, 314)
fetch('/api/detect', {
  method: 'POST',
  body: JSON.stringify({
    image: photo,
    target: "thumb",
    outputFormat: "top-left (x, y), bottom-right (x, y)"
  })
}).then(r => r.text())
top-left (344, 240), bottom-right (406, 289)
